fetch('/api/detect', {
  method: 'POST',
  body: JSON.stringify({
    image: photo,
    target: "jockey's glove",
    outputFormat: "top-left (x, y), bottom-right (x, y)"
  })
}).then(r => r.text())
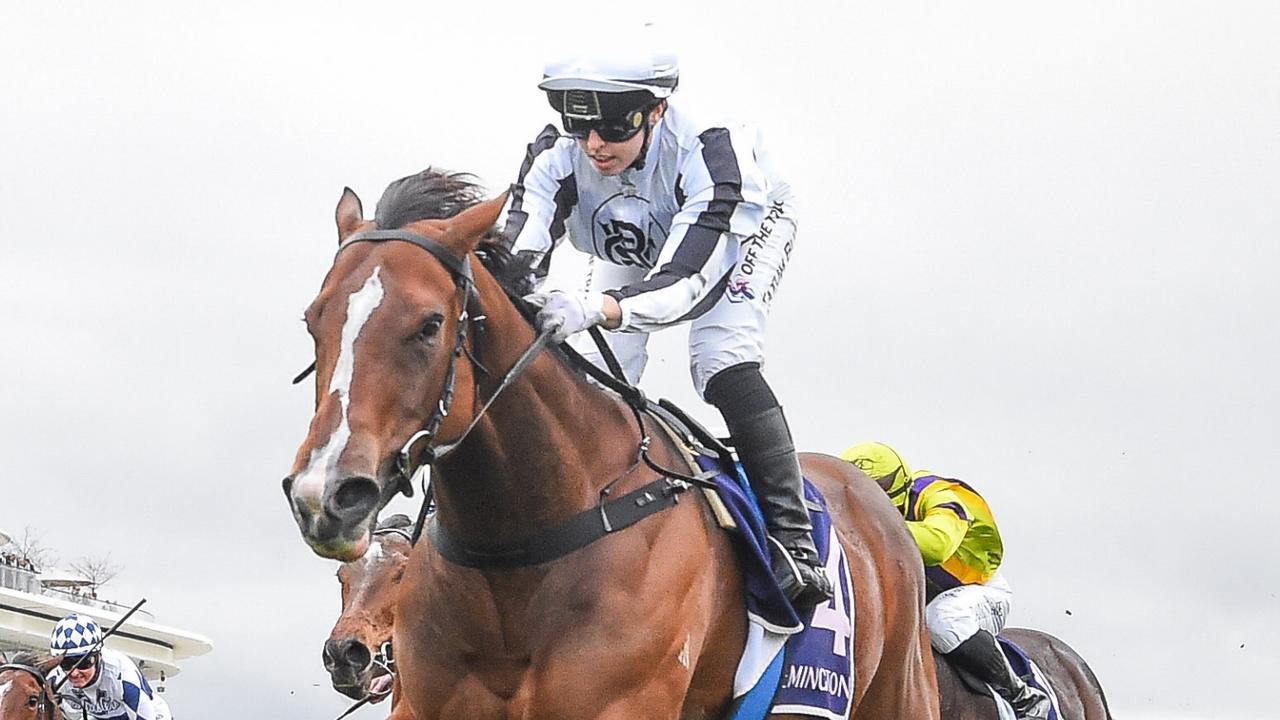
top-left (526, 290), bottom-right (609, 343)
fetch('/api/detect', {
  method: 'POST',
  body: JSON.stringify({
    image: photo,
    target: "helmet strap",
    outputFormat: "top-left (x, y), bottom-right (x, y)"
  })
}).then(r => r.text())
top-left (85, 656), bottom-right (102, 687)
top-left (628, 101), bottom-right (665, 172)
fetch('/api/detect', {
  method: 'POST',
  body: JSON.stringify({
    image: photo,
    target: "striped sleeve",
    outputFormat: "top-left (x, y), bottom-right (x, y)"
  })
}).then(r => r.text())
top-left (607, 127), bottom-right (768, 331)
top-left (502, 125), bottom-right (579, 286)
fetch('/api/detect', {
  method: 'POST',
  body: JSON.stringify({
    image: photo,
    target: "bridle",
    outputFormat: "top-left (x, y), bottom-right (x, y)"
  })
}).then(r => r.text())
top-left (370, 641), bottom-right (395, 699)
top-left (0, 663), bottom-right (58, 720)
top-left (298, 221), bottom-right (724, 567)
top-left (295, 226), bottom-right (556, 496)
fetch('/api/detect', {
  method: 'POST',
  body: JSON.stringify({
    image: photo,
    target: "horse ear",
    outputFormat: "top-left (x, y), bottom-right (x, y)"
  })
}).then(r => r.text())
top-left (336, 187), bottom-right (365, 243)
top-left (39, 655), bottom-right (60, 674)
top-left (441, 192), bottom-right (509, 254)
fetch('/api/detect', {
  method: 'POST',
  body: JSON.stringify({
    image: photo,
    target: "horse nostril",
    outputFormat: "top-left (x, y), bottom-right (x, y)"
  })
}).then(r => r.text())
top-left (328, 476), bottom-right (379, 521)
top-left (325, 637), bottom-right (371, 670)
top-left (343, 639), bottom-right (372, 669)
top-left (282, 476), bottom-right (295, 498)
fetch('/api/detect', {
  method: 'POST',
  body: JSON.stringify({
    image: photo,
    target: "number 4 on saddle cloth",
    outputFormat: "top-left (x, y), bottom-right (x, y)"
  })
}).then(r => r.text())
top-left (695, 455), bottom-right (857, 720)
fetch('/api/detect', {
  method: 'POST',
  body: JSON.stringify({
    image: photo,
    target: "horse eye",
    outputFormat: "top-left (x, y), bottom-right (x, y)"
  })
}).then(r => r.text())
top-left (414, 315), bottom-right (444, 342)
top-left (28, 695), bottom-right (40, 708)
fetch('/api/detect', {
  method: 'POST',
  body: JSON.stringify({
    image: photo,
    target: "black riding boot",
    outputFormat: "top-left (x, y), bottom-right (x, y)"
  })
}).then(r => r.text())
top-left (705, 364), bottom-right (834, 609)
top-left (947, 630), bottom-right (1051, 720)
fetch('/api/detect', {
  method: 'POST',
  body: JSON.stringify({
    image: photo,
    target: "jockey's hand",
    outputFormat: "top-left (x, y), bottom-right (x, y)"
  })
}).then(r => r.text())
top-left (527, 290), bottom-right (608, 342)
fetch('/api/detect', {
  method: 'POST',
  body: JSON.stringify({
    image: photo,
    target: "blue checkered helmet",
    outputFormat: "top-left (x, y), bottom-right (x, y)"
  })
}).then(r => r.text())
top-left (50, 613), bottom-right (103, 658)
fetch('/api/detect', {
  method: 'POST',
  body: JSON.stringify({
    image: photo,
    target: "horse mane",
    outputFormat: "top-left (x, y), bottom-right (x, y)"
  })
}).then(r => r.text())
top-left (375, 514), bottom-right (413, 532)
top-left (375, 168), bottom-right (488, 228)
top-left (373, 168), bottom-right (536, 296)
top-left (6, 650), bottom-right (43, 666)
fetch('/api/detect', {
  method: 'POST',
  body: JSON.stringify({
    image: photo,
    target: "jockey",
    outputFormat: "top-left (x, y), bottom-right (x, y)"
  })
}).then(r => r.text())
top-left (839, 442), bottom-right (1052, 720)
top-left (502, 23), bottom-right (833, 607)
top-left (47, 613), bottom-right (172, 720)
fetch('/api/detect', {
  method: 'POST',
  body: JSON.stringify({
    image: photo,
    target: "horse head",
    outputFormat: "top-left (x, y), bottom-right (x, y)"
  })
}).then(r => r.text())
top-left (324, 514), bottom-right (412, 700)
top-left (283, 169), bottom-right (506, 560)
top-left (0, 653), bottom-right (61, 720)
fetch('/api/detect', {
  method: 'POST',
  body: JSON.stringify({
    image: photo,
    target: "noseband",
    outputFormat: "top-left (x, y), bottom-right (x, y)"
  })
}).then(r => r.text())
top-left (0, 663), bottom-right (56, 720)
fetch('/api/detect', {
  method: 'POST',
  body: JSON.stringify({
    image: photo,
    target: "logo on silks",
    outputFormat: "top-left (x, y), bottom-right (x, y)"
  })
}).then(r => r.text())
top-left (599, 219), bottom-right (653, 267)
top-left (61, 692), bottom-right (124, 716)
top-left (727, 277), bottom-right (755, 302)
top-left (591, 193), bottom-right (665, 268)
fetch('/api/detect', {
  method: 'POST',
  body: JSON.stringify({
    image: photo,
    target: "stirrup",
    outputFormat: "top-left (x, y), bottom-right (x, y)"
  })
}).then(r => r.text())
top-left (767, 537), bottom-right (834, 608)
top-left (1010, 683), bottom-right (1052, 720)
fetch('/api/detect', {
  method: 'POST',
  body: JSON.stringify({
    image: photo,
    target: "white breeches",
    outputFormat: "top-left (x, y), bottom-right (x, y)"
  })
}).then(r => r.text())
top-left (926, 571), bottom-right (1013, 653)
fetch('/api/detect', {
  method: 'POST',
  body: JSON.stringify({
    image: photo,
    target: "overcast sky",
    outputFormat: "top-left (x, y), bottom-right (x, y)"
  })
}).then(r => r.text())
top-left (2, 1), bottom-right (1277, 718)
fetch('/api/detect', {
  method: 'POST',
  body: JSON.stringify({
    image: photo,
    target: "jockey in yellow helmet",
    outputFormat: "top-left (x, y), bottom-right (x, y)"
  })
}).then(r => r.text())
top-left (840, 442), bottom-right (1050, 720)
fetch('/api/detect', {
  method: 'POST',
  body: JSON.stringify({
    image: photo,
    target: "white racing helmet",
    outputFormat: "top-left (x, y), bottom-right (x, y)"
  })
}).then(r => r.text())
top-left (539, 23), bottom-right (679, 102)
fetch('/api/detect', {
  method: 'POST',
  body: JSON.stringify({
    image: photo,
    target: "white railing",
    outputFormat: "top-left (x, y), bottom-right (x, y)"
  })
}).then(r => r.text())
top-left (0, 565), bottom-right (155, 620)
top-left (0, 564), bottom-right (42, 594)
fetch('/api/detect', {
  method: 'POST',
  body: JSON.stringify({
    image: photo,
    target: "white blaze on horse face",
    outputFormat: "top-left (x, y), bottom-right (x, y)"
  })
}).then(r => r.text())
top-left (0, 678), bottom-right (11, 707)
top-left (293, 267), bottom-right (386, 510)
top-left (362, 538), bottom-right (386, 566)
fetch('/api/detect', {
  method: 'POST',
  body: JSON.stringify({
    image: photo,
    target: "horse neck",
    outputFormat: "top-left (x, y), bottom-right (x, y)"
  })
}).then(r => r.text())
top-left (430, 275), bottom-right (646, 548)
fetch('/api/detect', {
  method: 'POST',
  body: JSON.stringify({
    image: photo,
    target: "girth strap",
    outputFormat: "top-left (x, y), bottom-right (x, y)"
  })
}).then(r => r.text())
top-left (428, 477), bottom-right (688, 568)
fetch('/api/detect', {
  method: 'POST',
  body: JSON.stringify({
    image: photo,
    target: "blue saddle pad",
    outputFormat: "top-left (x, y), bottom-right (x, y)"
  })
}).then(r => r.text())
top-left (696, 456), bottom-right (857, 720)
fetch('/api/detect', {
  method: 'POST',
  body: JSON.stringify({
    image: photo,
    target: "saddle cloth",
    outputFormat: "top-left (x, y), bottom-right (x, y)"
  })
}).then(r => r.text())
top-left (696, 456), bottom-right (857, 720)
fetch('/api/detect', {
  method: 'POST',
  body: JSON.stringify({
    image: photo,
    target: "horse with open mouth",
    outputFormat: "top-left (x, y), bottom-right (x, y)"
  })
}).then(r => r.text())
top-left (325, 514), bottom-right (412, 704)
top-left (283, 168), bottom-right (940, 719)
top-left (0, 653), bottom-right (61, 720)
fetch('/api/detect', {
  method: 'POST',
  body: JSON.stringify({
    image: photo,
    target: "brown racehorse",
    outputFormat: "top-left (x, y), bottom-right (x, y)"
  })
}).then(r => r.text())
top-left (325, 514), bottom-right (413, 703)
top-left (0, 653), bottom-right (61, 720)
top-left (283, 169), bottom-right (940, 719)
top-left (935, 628), bottom-right (1113, 719)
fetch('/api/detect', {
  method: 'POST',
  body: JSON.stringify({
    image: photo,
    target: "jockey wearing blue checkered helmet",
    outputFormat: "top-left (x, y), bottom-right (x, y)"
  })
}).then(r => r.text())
top-left (48, 612), bottom-right (173, 720)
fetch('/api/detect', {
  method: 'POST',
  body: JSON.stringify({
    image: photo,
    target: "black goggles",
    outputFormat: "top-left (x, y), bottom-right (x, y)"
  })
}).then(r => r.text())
top-left (59, 653), bottom-right (98, 672)
top-left (561, 108), bottom-right (647, 143)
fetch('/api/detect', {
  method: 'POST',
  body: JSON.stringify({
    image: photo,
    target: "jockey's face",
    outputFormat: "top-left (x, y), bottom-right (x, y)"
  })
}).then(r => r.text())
top-left (576, 103), bottom-right (665, 176)
top-left (64, 654), bottom-right (100, 689)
